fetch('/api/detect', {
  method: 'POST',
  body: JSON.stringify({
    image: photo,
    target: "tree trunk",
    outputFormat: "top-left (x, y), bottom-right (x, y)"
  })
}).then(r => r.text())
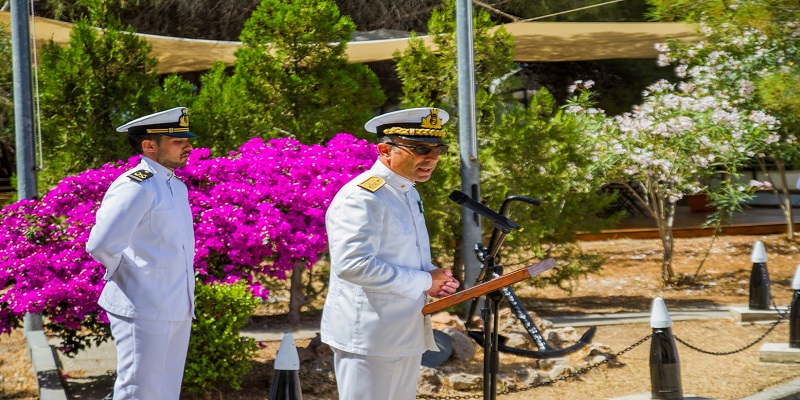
top-left (660, 224), bottom-right (675, 283)
top-left (651, 186), bottom-right (676, 283)
top-left (288, 262), bottom-right (307, 325)
top-left (758, 159), bottom-right (796, 240)
top-left (775, 161), bottom-right (796, 239)
top-left (452, 234), bottom-right (465, 285)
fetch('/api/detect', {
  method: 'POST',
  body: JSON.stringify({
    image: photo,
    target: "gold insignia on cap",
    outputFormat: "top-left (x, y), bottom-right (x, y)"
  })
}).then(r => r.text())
top-left (127, 170), bottom-right (154, 182)
top-left (420, 109), bottom-right (442, 129)
top-left (179, 108), bottom-right (189, 127)
top-left (357, 176), bottom-right (385, 193)
top-left (382, 127), bottom-right (445, 138)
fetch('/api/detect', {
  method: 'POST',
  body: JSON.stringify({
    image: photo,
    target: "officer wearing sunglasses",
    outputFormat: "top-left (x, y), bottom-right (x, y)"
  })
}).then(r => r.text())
top-left (321, 107), bottom-right (460, 400)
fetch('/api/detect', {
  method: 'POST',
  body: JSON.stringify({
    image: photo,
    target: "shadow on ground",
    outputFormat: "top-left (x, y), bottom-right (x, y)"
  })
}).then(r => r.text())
top-left (529, 295), bottom-right (725, 316)
top-left (62, 372), bottom-right (114, 400)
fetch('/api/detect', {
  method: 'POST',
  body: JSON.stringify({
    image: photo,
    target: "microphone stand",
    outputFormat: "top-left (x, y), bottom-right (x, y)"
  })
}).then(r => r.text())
top-left (463, 195), bottom-right (596, 360)
top-left (475, 227), bottom-right (512, 400)
top-left (460, 193), bottom-right (539, 400)
top-left (449, 190), bottom-right (543, 400)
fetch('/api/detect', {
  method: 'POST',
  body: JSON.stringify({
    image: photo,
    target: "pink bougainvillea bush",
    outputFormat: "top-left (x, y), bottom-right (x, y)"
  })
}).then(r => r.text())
top-left (0, 133), bottom-right (375, 353)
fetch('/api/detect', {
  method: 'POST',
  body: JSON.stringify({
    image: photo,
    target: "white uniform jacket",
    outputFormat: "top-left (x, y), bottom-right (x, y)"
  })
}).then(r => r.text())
top-left (321, 160), bottom-right (438, 357)
top-left (87, 156), bottom-right (195, 321)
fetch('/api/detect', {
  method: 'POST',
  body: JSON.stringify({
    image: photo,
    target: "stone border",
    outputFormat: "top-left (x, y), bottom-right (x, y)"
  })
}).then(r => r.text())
top-left (25, 329), bottom-right (69, 400)
top-left (740, 377), bottom-right (800, 400)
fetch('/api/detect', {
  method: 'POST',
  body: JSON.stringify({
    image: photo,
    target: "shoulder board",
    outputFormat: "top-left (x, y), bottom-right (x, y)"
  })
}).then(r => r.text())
top-left (127, 170), bottom-right (154, 183)
top-left (357, 176), bottom-right (385, 193)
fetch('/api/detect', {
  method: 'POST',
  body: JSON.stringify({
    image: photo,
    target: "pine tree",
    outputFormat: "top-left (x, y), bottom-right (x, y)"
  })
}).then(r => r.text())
top-left (37, 6), bottom-right (159, 188)
top-left (395, 0), bottom-right (616, 285)
top-left (233, 0), bottom-right (385, 144)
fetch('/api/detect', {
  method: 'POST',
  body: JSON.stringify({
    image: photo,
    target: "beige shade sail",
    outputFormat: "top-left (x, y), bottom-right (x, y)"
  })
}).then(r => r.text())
top-left (0, 11), bottom-right (700, 74)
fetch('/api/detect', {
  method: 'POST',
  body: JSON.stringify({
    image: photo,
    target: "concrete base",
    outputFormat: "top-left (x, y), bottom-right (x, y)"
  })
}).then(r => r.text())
top-left (740, 377), bottom-right (800, 400)
top-left (26, 330), bottom-right (68, 400)
top-left (729, 306), bottom-right (789, 323)
top-left (759, 342), bottom-right (800, 364)
top-left (611, 393), bottom-right (714, 399)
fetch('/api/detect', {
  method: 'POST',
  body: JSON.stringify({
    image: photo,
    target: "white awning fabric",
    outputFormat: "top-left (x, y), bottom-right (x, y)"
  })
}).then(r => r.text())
top-left (0, 12), bottom-right (701, 74)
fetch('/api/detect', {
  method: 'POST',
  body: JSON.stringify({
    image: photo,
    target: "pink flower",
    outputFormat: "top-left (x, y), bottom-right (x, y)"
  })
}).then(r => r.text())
top-left (0, 133), bottom-right (375, 342)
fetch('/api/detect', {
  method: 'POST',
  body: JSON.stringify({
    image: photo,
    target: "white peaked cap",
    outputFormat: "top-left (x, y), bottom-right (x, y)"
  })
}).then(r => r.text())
top-left (364, 107), bottom-right (449, 144)
top-left (116, 107), bottom-right (196, 138)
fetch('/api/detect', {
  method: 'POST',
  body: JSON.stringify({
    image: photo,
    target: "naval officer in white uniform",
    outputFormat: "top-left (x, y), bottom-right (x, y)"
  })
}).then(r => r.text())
top-left (321, 107), bottom-right (460, 400)
top-left (87, 107), bottom-right (197, 400)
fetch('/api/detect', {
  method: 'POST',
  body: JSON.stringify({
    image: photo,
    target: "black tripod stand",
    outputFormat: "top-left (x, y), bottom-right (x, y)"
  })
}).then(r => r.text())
top-left (476, 227), bottom-right (512, 400)
top-left (450, 192), bottom-right (596, 399)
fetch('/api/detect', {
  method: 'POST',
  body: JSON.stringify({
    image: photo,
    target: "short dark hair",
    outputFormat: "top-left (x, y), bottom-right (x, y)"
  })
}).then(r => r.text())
top-left (128, 133), bottom-right (163, 154)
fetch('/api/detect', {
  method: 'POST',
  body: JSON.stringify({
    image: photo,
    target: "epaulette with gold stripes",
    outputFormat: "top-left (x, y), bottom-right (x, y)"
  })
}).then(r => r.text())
top-left (357, 176), bottom-right (385, 193)
top-left (127, 170), bottom-right (154, 182)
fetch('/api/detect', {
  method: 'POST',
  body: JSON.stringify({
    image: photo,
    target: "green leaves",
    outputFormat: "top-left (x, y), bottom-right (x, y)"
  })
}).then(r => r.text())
top-left (396, 0), bottom-right (616, 287)
top-left (184, 280), bottom-right (261, 394)
top-left (37, 14), bottom-right (159, 190)
top-left (0, 25), bottom-right (12, 142)
top-left (233, 0), bottom-right (384, 144)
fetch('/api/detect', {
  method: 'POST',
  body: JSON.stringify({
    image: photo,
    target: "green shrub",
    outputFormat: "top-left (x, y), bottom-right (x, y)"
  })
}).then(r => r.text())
top-left (183, 280), bottom-right (261, 395)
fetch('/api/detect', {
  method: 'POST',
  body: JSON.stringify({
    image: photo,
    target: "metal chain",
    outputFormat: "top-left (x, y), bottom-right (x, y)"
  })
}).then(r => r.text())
top-left (416, 333), bottom-right (654, 399)
top-left (772, 297), bottom-right (789, 319)
top-left (301, 296), bottom-right (797, 398)
top-left (675, 295), bottom-right (795, 356)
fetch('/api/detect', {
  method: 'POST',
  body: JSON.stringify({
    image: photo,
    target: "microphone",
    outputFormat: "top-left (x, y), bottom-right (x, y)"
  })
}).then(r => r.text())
top-left (449, 190), bottom-right (521, 231)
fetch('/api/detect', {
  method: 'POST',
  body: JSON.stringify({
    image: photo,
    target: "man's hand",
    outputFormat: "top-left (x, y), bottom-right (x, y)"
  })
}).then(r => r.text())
top-left (426, 268), bottom-right (460, 298)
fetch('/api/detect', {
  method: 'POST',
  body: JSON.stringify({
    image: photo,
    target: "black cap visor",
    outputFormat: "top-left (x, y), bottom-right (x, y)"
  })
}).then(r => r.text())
top-left (398, 135), bottom-right (444, 144)
top-left (163, 131), bottom-right (197, 138)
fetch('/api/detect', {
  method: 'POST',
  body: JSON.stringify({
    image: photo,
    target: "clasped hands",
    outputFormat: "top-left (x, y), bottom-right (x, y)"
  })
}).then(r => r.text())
top-left (426, 268), bottom-right (460, 298)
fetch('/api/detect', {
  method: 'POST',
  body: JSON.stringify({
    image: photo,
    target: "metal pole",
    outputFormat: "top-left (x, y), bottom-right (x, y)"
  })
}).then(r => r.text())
top-left (749, 240), bottom-right (771, 310)
top-left (10, 0), bottom-right (37, 199)
top-left (649, 297), bottom-right (683, 399)
top-left (790, 265), bottom-right (800, 348)
top-left (268, 334), bottom-right (302, 400)
top-left (456, 0), bottom-right (482, 311)
top-left (11, 0), bottom-right (42, 332)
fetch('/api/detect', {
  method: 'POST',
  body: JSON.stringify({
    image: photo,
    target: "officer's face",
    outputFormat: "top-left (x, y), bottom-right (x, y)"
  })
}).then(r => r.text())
top-left (153, 136), bottom-right (193, 170)
top-left (378, 139), bottom-right (441, 182)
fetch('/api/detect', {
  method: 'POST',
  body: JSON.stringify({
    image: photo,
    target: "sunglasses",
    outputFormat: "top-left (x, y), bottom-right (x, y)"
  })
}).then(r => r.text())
top-left (388, 142), bottom-right (449, 156)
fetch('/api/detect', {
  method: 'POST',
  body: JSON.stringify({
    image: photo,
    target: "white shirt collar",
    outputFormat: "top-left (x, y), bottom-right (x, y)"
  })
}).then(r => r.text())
top-left (370, 160), bottom-right (414, 192)
top-left (141, 156), bottom-right (174, 180)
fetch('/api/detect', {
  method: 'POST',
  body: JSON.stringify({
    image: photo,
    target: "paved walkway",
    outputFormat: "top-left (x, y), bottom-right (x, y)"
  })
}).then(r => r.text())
top-left (28, 306), bottom-right (800, 400)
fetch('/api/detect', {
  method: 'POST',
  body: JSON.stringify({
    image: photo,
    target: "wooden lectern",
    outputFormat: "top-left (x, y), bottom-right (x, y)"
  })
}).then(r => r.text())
top-left (422, 258), bottom-right (557, 315)
top-left (422, 257), bottom-right (557, 400)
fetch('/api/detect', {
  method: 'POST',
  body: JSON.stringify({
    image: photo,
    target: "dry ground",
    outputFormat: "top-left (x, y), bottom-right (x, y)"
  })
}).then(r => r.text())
top-left (3, 233), bottom-right (800, 399)
top-left (0, 329), bottom-right (38, 399)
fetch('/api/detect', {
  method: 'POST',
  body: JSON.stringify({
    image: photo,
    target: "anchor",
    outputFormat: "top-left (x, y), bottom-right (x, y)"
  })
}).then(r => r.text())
top-left (459, 192), bottom-right (596, 358)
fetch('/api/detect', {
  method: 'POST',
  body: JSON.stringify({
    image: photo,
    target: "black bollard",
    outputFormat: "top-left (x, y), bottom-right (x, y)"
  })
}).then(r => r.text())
top-left (650, 297), bottom-right (683, 400)
top-left (269, 333), bottom-right (303, 400)
top-left (790, 265), bottom-right (800, 349)
top-left (749, 240), bottom-right (771, 310)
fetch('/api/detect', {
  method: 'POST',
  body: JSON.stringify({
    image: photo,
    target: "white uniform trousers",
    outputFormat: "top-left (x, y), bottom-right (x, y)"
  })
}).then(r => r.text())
top-left (333, 348), bottom-right (422, 400)
top-left (108, 313), bottom-right (192, 400)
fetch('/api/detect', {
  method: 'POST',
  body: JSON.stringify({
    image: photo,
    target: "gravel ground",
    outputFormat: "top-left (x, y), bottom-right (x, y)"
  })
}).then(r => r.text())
top-left (3, 233), bottom-right (800, 399)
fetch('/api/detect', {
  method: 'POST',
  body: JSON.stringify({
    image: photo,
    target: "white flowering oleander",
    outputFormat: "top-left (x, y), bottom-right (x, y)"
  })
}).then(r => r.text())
top-left (559, 7), bottom-right (800, 266)
top-left (749, 180), bottom-right (772, 190)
